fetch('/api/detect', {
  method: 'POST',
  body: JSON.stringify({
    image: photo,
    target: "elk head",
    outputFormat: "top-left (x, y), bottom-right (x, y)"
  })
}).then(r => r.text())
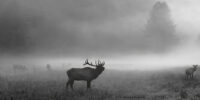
top-left (193, 65), bottom-right (198, 71)
top-left (83, 59), bottom-right (105, 72)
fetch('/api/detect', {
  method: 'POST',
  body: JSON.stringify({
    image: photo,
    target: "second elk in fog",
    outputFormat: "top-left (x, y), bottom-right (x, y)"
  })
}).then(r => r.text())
top-left (46, 64), bottom-right (52, 71)
top-left (66, 59), bottom-right (105, 90)
top-left (185, 65), bottom-right (198, 80)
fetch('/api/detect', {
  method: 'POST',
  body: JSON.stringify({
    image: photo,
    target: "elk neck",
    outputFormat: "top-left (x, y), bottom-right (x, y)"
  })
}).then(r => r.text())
top-left (93, 67), bottom-right (105, 77)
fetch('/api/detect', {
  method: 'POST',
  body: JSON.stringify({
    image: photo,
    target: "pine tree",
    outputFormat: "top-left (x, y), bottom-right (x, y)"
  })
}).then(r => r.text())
top-left (145, 1), bottom-right (178, 52)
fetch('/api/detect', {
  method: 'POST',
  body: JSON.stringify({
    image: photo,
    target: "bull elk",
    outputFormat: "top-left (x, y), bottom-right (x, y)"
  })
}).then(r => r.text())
top-left (66, 59), bottom-right (105, 90)
top-left (185, 65), bottom-right (198, 80)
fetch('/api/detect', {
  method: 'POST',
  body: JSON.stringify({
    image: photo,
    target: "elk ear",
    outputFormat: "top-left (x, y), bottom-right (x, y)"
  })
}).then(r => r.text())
top-left (193, 65), bottom-right (198, 68)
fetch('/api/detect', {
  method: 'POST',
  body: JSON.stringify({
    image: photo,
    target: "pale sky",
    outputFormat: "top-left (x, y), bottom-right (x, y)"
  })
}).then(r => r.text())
top-left (0, 0), bottom-right (200, 70)
top-left (165, 0), bottom-right (200, 36)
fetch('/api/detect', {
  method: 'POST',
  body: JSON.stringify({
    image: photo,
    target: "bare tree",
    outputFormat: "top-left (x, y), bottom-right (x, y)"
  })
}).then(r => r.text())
top-left (185, 65), bottom-right (198, 80)
top-left (66, 59), bottom-right (105, 90)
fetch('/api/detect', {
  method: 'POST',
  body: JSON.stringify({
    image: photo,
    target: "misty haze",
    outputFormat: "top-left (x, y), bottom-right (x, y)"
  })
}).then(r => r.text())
top-left (0, 0), bottom-right (200, 100)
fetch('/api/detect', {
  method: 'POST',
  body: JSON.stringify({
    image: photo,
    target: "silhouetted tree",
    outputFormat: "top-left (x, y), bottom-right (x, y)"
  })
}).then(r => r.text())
top-left (144, 1), bottom-right (178, 52)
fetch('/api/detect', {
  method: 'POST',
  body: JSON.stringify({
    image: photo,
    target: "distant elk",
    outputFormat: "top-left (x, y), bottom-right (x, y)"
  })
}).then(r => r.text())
top-left (66, 59), bottom-right (105, 90)
top-left (46, 64), bottom-right (51, 71)
top-left (185, 65), bottom-right (198, 80)
top-left (13, 64), bottom-right (27, 73)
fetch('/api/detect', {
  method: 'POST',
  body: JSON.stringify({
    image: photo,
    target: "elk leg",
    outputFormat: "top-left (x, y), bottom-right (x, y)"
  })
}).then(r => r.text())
top-left (192, 74), bottom-right (194, 79)
top-left (87, 81), bottom-right (91, 89)
top-left (187, 74), bottom-right (190, 80)
top-left (66, 79), bottom-right (70, 89)
top-left (70, 80), bottom-right (74, 90)
top-left (185, 75), bottom-right (187, 80)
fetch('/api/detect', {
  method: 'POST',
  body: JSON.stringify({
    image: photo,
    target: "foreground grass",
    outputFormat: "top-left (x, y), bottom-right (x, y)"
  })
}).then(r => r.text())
top-left (0, 68), bottom-right (200, 100)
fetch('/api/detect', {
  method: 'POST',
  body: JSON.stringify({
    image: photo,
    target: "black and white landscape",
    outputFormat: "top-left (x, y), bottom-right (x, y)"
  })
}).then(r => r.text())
top-left (0, 0), bottom-right (200, 100)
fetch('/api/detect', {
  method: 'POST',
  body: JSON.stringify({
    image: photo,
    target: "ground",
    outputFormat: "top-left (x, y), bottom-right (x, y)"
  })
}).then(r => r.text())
top-left (0, 67), bottom-right (200, 100)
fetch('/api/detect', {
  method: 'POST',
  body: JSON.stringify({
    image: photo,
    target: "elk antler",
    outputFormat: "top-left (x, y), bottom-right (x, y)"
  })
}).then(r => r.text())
top-left (83, 59), bottom-right (96, 67)
top-left (84, 59), bottom-right (105, 67)
top-left (102, 61), bottom-right (105, 66)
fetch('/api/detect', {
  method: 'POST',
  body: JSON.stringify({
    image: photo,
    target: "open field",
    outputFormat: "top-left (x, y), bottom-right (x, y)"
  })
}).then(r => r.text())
top-left (0, 66), bottom-right (200, 100)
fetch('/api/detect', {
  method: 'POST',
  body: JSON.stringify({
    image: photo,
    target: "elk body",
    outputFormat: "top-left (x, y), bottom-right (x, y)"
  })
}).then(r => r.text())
top-left (66, 59), bottom-right (105, 90)
top-left (185, 65), bottom-right (198, 80)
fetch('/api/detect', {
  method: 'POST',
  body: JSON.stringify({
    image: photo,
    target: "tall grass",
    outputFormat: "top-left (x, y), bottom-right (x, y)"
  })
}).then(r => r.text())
top-left (0, 67), bottom-right (200, 100)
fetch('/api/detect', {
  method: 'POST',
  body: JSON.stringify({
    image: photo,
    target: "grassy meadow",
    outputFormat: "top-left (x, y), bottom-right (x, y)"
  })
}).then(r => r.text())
top-left (0, 65), bottom-right (200, 100)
